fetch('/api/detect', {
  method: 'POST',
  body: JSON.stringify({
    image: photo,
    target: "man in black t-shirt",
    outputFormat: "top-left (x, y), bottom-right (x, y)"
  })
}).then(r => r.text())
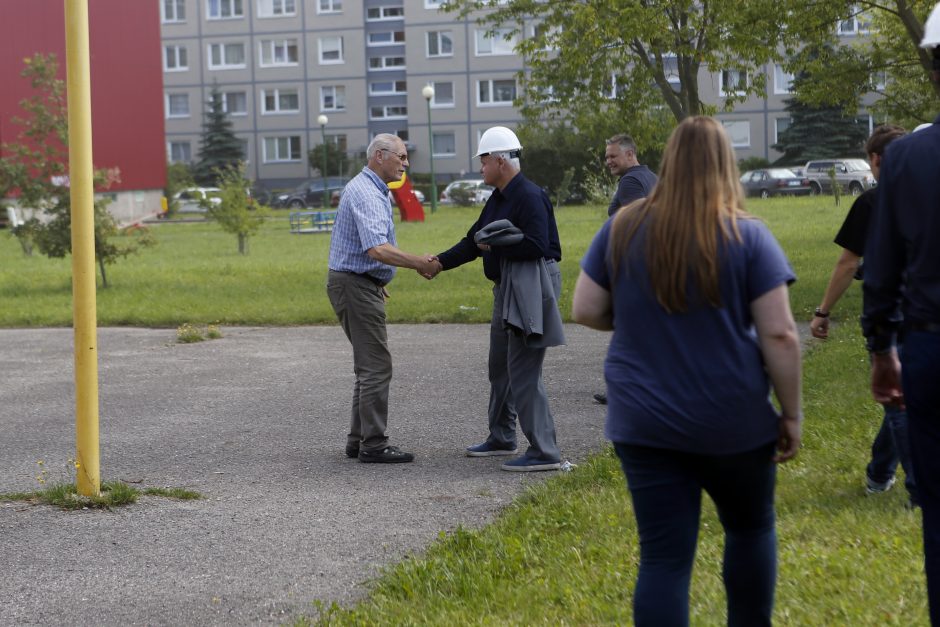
top-left (810, 125), bottom-right (918, 507)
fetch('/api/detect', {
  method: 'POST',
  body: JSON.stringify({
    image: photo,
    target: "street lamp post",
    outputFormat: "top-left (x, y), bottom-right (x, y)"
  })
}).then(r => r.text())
top-left (317, 114), bottom-right (329, 208)
top-left (421, 85), bottom-right (438, 214)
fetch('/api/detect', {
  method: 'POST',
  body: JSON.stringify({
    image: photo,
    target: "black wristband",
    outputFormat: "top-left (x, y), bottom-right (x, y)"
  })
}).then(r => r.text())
top-left (814, 307), bottom-right (829, 318)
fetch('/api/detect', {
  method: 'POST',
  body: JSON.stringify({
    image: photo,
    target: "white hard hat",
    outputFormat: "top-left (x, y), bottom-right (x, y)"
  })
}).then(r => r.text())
top-left (475, 126), bottom-right (522, 158)
top-left (914, 122), bottom-right (933, 132)
top-left (921, 2), bottom-right (940, 48)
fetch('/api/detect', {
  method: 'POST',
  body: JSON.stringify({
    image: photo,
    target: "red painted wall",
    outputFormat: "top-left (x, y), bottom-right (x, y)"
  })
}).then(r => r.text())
top-left (0, 1), bottom-right (166, 191)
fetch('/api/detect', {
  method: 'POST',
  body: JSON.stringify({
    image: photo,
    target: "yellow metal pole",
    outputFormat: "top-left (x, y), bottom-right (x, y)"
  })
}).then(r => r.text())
top-left (64, 0), bottom-right (100, 497)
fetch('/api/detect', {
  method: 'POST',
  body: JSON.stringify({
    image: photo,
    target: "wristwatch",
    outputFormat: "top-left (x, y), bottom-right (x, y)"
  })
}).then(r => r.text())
top-left (814, 307), bottom-right (829, 318)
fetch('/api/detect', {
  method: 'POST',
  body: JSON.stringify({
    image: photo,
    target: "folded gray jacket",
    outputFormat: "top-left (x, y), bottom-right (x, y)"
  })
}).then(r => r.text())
top-left (475, 219), bottom-right (566, 348)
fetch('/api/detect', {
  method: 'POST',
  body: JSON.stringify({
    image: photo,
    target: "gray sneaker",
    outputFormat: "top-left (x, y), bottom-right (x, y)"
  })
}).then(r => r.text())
top-left (865, 474), bottom-right (896, 494)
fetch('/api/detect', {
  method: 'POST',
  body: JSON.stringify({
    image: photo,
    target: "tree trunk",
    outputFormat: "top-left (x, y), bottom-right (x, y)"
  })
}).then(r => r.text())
top-left (238, 233), bottom-right (247, 255)
top-left (98, 257), bottom-right (109, 289)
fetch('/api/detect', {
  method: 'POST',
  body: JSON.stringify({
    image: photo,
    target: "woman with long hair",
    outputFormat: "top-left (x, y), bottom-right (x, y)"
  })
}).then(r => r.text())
top-left (572, 116), bottom-right (802, 626)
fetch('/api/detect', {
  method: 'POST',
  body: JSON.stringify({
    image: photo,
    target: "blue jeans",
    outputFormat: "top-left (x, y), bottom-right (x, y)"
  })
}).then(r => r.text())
top-left (867, 403), bottom-right (918, 503)
top-left (614, 442), bottom-right (777, 627)
top-left (901, 330), bottom-right (940, 625)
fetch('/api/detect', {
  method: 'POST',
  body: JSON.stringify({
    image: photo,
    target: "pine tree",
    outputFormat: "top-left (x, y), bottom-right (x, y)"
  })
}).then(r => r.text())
top-left (193, 84), bottom-right (243, 185)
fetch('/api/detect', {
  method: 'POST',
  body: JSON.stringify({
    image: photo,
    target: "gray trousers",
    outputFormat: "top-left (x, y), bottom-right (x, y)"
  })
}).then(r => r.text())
top-left (486, 260), bottom-right (561, 462)
top-left (326, 270), bottom-right (391, 453)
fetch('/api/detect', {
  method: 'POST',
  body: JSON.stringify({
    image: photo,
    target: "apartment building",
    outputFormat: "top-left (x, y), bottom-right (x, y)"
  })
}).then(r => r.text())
top-left (161, 1), bottom-right (877, 189)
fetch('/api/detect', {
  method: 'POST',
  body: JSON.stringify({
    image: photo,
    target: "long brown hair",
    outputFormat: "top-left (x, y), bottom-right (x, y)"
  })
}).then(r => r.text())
top-left (609, 116), bottom-right (748, 313)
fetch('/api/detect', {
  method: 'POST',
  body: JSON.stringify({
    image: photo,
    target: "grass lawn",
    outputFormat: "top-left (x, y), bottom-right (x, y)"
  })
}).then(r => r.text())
top-left (2, 195), bottom-right (925, 623)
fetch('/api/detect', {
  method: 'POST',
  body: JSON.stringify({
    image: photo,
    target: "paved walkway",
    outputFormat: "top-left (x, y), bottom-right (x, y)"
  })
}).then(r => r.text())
top-left (0, 325), bottom-right (612, 625)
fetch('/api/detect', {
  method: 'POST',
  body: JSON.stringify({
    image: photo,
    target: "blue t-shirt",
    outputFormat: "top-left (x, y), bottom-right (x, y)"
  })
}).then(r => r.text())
top-left (580, 217), bottom-right (796, 454)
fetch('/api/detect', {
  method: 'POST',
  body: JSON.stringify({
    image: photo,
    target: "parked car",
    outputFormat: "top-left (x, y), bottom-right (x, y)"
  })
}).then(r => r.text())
top-left (274, 177), bottom-right (348, 209)
top-left (439, 179), bottom-right (495, 205)
top-left (803, 158), bottom-right (876, 195)
top-left (174, 187), bottom-right (222, 213)
top-left (739, 168), bottom-right (812, 198)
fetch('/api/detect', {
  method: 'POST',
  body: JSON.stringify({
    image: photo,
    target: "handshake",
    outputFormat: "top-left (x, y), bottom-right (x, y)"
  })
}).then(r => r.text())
top-left (416, 255), bottom-right (443, 280)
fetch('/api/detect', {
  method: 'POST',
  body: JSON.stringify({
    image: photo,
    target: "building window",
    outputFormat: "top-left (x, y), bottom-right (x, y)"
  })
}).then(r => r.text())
top-left (475, 28), bottom-right (516, 55)
top-left (424, 0), bottom-right (443, 7)
top-left (319, 36), bottom-right (344, 64)
top-left (370, 80), bottom-right (407, 95)
top-left (773, 65), bottom-right (794, 95)
top-left (370, 105), bottom-right (408, 120)
top-left (263, 136), bottom-right (301, 162)
top-left (208, 43), bottom-right (246, 69)
top-left (166, 93), bottom-right (190, 118)
top-left (426, 31), bottom-right (453, 57)
top-left (368, 31), bottom-right (405, 46)
top-left (870, 70), bottom-right (888, 91)
top-left (162, 0), bottom-right (186, 23)
top-left (261, 88), bottom-right (300, 114)
top-left (318, 0), bottom-right (342, 13)
top-left (164, 45), bottom-right (188, 72)
top-left (774, 117), bottom-right (791, 145)
top-left (222, 91), bottom-right (247, 116)
top-left (719, 70), bottom-right (748, 96)
top-left (326, 133), bottom-right (348, 152)
top-left (260, 39), bottom-right (299, 67)
top-left (429, 81), bottom-right (454, 107)
top-left (320, 85), bottom-right (346, 111)
top-left (477, 79), bottom-right (516, 105)
top-left (367, 6), bottom-right (403, 20)
top-left (432, 132), bottom-right (456, 157)
top-left (238, 139), bottom-right (250, 162)
top-left (168, 141), bottom-right (192, 162)
top-left (368, 55), bottom-right (405, 70)
top-left (722, 120), bottom-right (750, 148)
top-left (258, 0), bottom-right (295, 17)
top-left (207, 0), bottom-right (244, 19)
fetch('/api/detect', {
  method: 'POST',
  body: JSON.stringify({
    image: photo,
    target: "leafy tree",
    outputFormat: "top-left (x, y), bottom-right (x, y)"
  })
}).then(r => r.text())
top-left (792, 1), bottom-right (940, 128)
top-left (164, 161), bottom-right (196, 216)
top-left (445, 0), bottom-right (845, 151)
top-left (307, 142), bottom-right (352, 178)
top-left (0, 53), bottom-right (153, 285)
top-left (193, 84), bottom-right (243, 186)
top-left (773, 70), bottom-right (868, 165)
top-left (205, 163), bottom-right (266, 254)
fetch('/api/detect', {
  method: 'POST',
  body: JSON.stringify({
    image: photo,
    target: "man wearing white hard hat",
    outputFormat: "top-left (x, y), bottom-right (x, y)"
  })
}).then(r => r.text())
top-left (863, 2), bottom-right (940, 620)
top-left (428, 126), bottom-right (565, 471)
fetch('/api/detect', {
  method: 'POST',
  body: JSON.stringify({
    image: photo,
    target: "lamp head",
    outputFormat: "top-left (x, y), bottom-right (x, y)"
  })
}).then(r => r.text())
top-left (422, 85), bottom-right (435, 101)
top-left (317, 114), bottom-right (329, 126)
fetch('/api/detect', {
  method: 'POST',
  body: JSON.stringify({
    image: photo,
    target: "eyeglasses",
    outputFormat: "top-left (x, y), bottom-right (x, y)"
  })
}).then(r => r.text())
top-left (382, 148), bottom-right (409, 162)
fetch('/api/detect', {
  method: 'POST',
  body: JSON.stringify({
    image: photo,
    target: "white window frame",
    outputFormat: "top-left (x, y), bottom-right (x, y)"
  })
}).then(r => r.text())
top-left (773, 64), bottom-right (794, 95)
top-left (259, 39), bottom-right (299, 67)
top-left (165, 93), bottom-right (190, 119)
top-left (260, 88), bottom-right (300, 114)
top-left (168, 141), bottom-right (192, 163)
top-left (257, 0), bottom-right (296, 18)
top-left (774, 117), bottom-right (791, 145)
top-left (428, 81), bottom-right (454, 108)
top-left (368, 55), bottom-right (405, 71)
top-left (366, 6), bottom-right (404, 21)
top-left (208, 43), bottom-right (247, 70)
top-left (222, 91), bottom-right (248, 116)
top-left (722, 120), bottom-right (751, 148)
top-left (318, 0), bottom-right (342, 14)
top-left (475, 28), bottom-right (516, 56)
top-left (262, 136), bottom-right (302, 162)
top-left (369, 105), bottom-right (408, 120)
top-left (163, 45), bottom-right (189, 72)
top-left (424, 0), bottom-right (443, 8)
top-left (320, 85), bottom-right (346, 111)
top-left (368, 31), bottom-right (405, 46)
top-left (207, 0), bottom-right (244, 20)
top-left (318, 36), bottom-right (344, 64)
top-left (162, 0), bottom-right (186, 23)
top-left (432, 131), bottom-right (456, 157)
top-left (426, 31), bottom-right (453, 58)
top-left (719, 69), bottom-right (749, 97)
top-left (477, 78), bottom-right (516, 106)
top-left (369, 80), bottom-right (407, 95)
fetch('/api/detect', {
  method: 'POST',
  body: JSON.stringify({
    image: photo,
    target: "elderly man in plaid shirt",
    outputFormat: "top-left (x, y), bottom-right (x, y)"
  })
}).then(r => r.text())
top-left (327, 134), bottom-right (437, 464)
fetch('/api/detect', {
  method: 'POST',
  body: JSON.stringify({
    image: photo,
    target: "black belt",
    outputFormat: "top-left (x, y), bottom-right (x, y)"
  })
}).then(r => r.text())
top-left (909, 321), bottom-right (940, 334)
top-left (330, 269), bottom-right (386, 287)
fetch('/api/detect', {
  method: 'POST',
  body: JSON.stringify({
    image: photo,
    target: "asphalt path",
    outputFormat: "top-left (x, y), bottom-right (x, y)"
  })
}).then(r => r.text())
top-left (0, 324), bottom-right (613, 625)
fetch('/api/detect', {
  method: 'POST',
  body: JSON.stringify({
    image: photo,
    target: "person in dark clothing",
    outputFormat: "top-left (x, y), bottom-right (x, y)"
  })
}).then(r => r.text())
top-left (862, 4), bottom-right (940, 620)
top-left (810, 125), bottom-right (918, 506)
top-left (427, 126), bottom-right (564, 472)
top-left (594, 134), bottom-right (659, 405)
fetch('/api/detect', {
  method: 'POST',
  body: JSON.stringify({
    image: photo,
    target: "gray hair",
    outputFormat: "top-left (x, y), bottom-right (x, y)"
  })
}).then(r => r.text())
top-left (606, 133), bottom-right (637, 155)
top-left (490, 151), bottom-right (521, 171)
top-left (367, 133), bottom-right (402, 160)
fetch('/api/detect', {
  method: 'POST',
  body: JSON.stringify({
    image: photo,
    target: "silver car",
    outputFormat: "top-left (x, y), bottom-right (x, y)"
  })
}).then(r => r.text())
top-left (803, 159), bottom-right (876, 195)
